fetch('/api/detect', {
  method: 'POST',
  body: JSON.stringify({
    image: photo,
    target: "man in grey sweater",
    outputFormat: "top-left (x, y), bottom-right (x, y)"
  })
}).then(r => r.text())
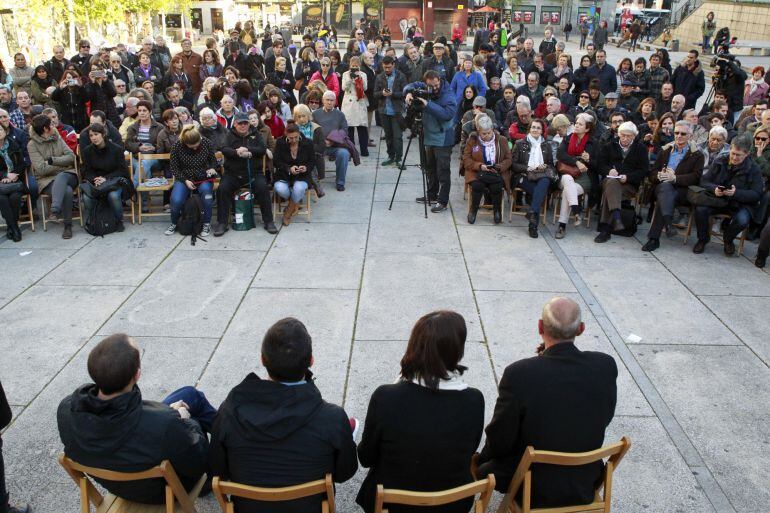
top-left (312, 91), bottom-right (351, 191)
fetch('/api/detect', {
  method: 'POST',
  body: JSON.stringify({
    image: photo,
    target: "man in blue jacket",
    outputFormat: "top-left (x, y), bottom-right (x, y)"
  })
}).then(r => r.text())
top-left (405, 70), bottom-right (458, 213)
top-left (586, 50), bottom-right (617, 95)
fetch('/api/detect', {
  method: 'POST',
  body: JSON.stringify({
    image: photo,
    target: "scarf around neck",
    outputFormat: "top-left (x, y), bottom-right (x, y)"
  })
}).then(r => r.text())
top-left (480, 134), bottom-right (497, 165)
top-left (567, 132), bottom-right (589, 156)
top-left (527, 134), bottom-right (544, 168)
top-left (0, 140), bottom-right (13, 175)
top-left (404, 370), bottom-right (469, 391)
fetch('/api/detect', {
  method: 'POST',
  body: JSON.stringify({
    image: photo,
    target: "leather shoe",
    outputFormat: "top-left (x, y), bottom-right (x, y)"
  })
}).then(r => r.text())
top-left (528, 224), bottom-right (538, 238)
top-left (756, 248), bottom-right (768, 268)
top-left (62, 224), bottom-right (72, 239)
top-left (693, 239), bottom-right (707, 254)
top-left (212, 223), bottom-right (227, 237)
top-left (723, 239), bottom-right (735, 256)
top-left (493, 208), bottom-right (502, 224)
top-left (641, 238), bottom-right (660, 252)
top-left (467, 210), bottom-right (477, 224)
top-left (594, 231), bottom-right (611, 243)
top-left (264, 222), bottom-right (278, 234)
top-left (665, 224), bottom-right (679, 238)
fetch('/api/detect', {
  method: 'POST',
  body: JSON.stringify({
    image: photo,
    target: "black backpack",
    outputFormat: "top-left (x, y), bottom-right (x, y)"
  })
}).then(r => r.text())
top-left (177, 193), bottom-right (205, 245)
top-left (611, 204), bottom-right (639, 237)
top-left (84, 197), bottom-right (119, 237)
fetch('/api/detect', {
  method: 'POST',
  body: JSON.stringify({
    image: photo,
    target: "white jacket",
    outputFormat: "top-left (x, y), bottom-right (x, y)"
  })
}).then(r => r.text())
top-left (500, 67), bottom-right (526, 89)
top-left (341, 70), bottom-right (369, 127)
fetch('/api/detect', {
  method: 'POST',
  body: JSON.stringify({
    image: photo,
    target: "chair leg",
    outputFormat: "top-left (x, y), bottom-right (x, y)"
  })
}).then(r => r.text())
top-left (137, 194), bottom-right (143, 225)
top-left (683, 208), bottom-right (694, 245)
top-left (27, 195), bottom-right (35, 232)
top-left (41, 198), bottom-right (48, 232)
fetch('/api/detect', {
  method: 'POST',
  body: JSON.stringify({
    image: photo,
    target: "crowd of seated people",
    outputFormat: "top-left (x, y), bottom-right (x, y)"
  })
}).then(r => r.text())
top-left (33, 296), bottom-right (616, 513)
top-left (0, 21), bottom-right (769, 269)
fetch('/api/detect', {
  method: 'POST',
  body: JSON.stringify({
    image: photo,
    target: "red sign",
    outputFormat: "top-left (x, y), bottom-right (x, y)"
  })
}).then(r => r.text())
top-left (523, 11), bottom-right (532, 22)
top-left (551, 12), bottom-right (560, 23)
top-left (513, 11), bottom-right (522, 22)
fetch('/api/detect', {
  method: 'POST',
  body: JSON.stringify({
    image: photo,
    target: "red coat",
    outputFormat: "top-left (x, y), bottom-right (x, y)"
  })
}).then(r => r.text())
top-left (57, 125), bottom-right (78, 154)
top-left (309, 71), bottom-right (340, 104)
top-left (452, 27), bottom-right (464, 43)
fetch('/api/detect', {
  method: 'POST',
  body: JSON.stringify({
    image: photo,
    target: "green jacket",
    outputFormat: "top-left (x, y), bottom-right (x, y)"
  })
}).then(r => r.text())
top-left (702, 19), bottom-right (716, 37)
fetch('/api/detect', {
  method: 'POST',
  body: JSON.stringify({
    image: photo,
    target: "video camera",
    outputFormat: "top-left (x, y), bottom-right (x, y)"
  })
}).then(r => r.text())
top-left (405, 88), bottom-right (437, 130)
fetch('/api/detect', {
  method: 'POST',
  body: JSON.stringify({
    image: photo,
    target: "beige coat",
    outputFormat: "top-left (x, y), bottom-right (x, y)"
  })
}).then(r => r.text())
top-left (340, 70), bottom-right (368, 127)
top-left (27, 128), bottom-right (76, 190)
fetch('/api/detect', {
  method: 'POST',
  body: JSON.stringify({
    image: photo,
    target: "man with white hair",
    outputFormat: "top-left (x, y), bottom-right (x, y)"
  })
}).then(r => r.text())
top-left (312, 91), bottom-right (351, 191)
top-left (699, 125), bottom-right (730, 170)
top-left (670, 94), bottom-right (686, 121)
top-left (642, 120), bottom-right (705, 252)
top-left (543, 96), bottom-right (562, 123)
top-left (477, 297), bottom-right (617, 505)
top-left (595, 121), bottom-right (649, 243)
top-left (198, 107), bottom-right (228, 151)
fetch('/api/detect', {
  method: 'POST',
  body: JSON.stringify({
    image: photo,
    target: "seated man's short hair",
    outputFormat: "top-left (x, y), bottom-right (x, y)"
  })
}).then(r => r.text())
top-left (262, 318), bottom-right (313, 382)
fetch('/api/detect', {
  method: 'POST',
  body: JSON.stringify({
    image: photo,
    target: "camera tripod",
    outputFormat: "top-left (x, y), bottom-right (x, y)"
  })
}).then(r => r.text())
top-left (388, 118), bottom-right (430, 218)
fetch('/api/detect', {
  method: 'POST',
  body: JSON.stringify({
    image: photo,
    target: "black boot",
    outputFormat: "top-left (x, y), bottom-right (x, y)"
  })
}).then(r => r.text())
top-left (755, 248), bottom-right (768, 268)
top-left (10, 223), bottom-right (22, 242)
top-left (493, 195), bottom-right (502, 224)
top-left (467, 192), bottom-right (481, 224)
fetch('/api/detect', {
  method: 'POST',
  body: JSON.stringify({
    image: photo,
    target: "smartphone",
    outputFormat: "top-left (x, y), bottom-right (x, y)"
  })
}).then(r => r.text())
top-left (67, 78), bottom-right (77, 86)
top-left (94, 70), bottom-right (106, 79)
top-left (716, 185), bottom-right (727, 190)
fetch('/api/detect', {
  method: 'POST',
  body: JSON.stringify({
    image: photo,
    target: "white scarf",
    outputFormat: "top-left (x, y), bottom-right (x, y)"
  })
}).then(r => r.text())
top-left (527, 134), bottom-right (545, 168)
top-left (480, 134), bottom-right (497, 165)
top-left (403, 371), bottom-right (469, 391)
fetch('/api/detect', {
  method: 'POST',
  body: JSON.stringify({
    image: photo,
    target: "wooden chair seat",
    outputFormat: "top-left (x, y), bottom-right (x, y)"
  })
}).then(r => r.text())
top-left (684, 211), bottom-right (748, 255)
top-left (95, 474), bottom-right (206, 513)
top-left (40, 169), bottom-right (84, 230)
top-left (375, 475), bottom-right (495, 513)
top-left (273, 188), bottom-right (315, 222)
top-left (509, 187), bottom-right (549, 223)
top-left (212, 474), bottom-right (335, 513)
top-left (0, 173), bottom-right (36, 232)
top-left (496, 437), bottom-right (631, 513)
top-left (549, 190), bottom-right (592, 229)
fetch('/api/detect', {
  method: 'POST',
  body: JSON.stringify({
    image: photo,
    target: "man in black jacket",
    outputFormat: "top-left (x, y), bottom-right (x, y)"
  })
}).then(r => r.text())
top-left (476, 297), bottom-right (617, 507)
top-left (595, 121), bottom-right (649, 243)
top-left (209, 318), bottom-right (358, 513)
top-left (373, 56), bottom-right (407, 167)
top-left (214, 113), bottom-right (276, 235)
top-left (671, 50), bottom-right (705, 110)
top-left (693, 134), bottom-right (764, 255)
top-left (1, 380), bottom-right (30, 513)
top-left (57, 334), bottom-right (211, 505)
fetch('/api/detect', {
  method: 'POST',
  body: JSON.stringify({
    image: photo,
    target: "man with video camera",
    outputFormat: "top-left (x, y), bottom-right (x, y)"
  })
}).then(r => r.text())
top-left (712, 45), bottom-right (746, 122)
top-left (404, 70), bottom-right (458, 213)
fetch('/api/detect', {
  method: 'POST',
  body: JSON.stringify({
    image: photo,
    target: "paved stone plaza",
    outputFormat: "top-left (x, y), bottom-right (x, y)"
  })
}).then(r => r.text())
top-left (1, 40), bottom-right (769, 513)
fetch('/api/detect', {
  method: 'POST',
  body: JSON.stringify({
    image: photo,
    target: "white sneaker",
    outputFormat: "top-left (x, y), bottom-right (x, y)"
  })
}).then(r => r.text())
top-left (164, 224), bottom-right (176, 236)
top-left (201, 223), bottom-right (211, 237)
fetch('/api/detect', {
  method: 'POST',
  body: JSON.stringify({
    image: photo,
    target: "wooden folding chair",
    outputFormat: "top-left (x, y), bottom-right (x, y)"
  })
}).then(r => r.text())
top-left (212, 474), bottom-right (335, 513)
top-left (0, 172), bottom-right (36, 233)
top-left (497, 437), bottom-right (631, 513)
top-left (374, 475), bottom-right (495, 513)
top-left (684, 211), bottom-right (748, 255)
top-left (273, 188), bottom-right (315, 222)
top-left (58, 454), bottom-right (206, 513)
top-left (123, 153), bottom-right (136, 224)
top-left (549, 190), bottom-right (592, 229)
top-left (135, 153), bottom-right (172, 224)
top-left (464, 183), bottom-right (498, 219)
top-left (40, 167), bottom-right (84, 230)
top-left (509, 187), bottom-right (549, 223)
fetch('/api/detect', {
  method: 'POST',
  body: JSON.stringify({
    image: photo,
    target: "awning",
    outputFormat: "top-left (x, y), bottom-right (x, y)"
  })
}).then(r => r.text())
top-left (469, 6), bottom-right (499, 13)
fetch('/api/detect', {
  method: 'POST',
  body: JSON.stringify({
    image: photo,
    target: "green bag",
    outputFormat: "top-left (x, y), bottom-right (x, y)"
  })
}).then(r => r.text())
top-left (500, 28), bottom-right (508, 48)
top-left (233, 158), bottom-right (257, 231)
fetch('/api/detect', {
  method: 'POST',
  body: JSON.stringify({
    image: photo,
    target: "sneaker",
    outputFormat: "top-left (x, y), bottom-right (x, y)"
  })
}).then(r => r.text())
top-left (664, 224), bottom-right (679, 238)
top-left (164, 224), bottom-right (177, 236)
top-left (528, 224), bottom-right (539, 238)
top-left (163, 204), bottom-right (171, 213)
top-left (349, 417), bottom-right (361, 439)
top-left (213, 223), bottom-right (227, 237)
top-left (641, 238), bottom-right (660, 252)
top-left (415, 196), bottom-right (435, 205)
top-left (555, 225), bottom-right (566, 239)
top-left (47, 211), bottom-right (61, 223)
top-left (201, 223), bottom-right (211, 237)
top-left (573, 213), bottom-right (583, 227)
top-left (8, 503), bottom-right (31, 513)
top-left (431, 202), bottom-right (447, 213)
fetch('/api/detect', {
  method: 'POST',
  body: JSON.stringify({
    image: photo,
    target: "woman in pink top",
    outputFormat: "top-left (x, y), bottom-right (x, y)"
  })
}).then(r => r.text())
top-left (309, 56), bottom-right (340, 104)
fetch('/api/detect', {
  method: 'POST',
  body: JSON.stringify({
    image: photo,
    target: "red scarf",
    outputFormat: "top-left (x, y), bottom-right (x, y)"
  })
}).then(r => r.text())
top-left (567, 133), bottom-right (589, 156)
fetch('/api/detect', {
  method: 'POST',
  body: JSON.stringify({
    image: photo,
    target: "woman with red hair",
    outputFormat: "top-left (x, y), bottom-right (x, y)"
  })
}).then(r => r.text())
top-left (744, 66), bottom-right (769, 106)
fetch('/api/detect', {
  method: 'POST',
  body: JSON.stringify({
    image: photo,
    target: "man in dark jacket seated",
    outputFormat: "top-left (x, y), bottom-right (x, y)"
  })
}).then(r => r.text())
top-left (595, 121), bottom-right (649, 243)
top-left (642, 121), bottom-right (705, 252)
top-left (209, 317), bottom-right (358, 513)
top-left (476, 297), bottom-right (617, 507)
top-left (213, 112), bottom-right (277, 236)
top-left (693, 133), bottom-right (764, 255)
top-left (57, 334), bottom-right (212, 504)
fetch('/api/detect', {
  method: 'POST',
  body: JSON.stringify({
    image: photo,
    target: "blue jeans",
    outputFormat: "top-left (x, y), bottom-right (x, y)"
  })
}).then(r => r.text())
top-left (132, 158), bottom-right (161, 185)
top-left (324, 147), bottom-right (350, 186)
top-left (695, 205), bottom-right (752, 243)
top-left (81, 189), bottom-right (124, 222)
top-left (274, 180), bottom-right (308, 203)
top-left (703, 35), bottom-right (711, 52)
top-left (170, 181), bottom-right (214, 224)
top-left (518, 176), bottom-right (551, 222)
top-left (162, 386), bottom-right (217, 434)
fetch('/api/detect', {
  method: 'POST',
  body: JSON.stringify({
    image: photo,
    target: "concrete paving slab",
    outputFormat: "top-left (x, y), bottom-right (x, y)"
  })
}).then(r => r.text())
top-left (0, 285), bottom-right (133, 404)
top-left (339, 163), bottom-right (378, 184)
top-left (650, 241), bottom-right (770, 297)
top-left (197, 288), bottom-right (358, 407)
top-left (100, 250), bottom-right (263, 338)
top-left (458, 226), bottom-right (576, 292)
top-left (549, 221), bottom-right (653, 257)
top-left (372, 178), bottom-right (427, 202)
top-left (178, 223), bottom-right (276, 251)
top-left (356, 252), bottom-right (484, 341)
top-left (604, 416), bottom-right (715, 512)
top-left (252, 223), bottom-right (367, 290)
top-left (700, 295), bottom-right (770, 365)
top-left (0, 248), bottom-right (76, 307)
top-left (308, 182), bottom-right (374, 224)
top-left (572, 255), bottom-right (742, 346)
top-left (81, 222), bottom-right (182, 249)
top-left (632, 344), bottom-right (770, 513)
top-left (11, 225), bottom-right (93, 250)
top-left (367, 201), bottom-right (461, 254)
top-left (476, 290), bottom-right (653, 417)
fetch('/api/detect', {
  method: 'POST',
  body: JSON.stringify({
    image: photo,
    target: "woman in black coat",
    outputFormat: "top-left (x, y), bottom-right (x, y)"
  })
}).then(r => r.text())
top-left (356, 310), bottom-right (485, 513)
top-left (0, 130), bottom-right (27, 242)
top-left (85, 64), bottom-right (119, 126)
top-left (294, 46), bottom-right (320, 99)
top-left (51, 70), bottom-right (88, 131)
top-left (266, 56), bottom-right (296, 109)
top-left (571, 55), bottom-right (592, 96)
top-left (273, 124), bottom-right (314, 226)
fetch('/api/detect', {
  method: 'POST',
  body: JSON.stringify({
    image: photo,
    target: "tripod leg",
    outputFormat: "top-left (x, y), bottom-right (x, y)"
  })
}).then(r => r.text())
top-left (388, 130), bottom-right (415, 210)
top-left (419, 131), bottom-right (429, 218)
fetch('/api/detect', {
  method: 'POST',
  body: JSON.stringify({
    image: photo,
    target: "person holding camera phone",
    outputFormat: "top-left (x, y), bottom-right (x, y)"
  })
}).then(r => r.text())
top-left (404, 70), bottom-right (458, 213)
top-left (85, 64), bottom-right (119, 126)
top-left (51, 70), bottom-right (88, 131)
top-left (341, 56), bottom-right (370, 158)
top-left (274, 124), bottom-right (314, 227)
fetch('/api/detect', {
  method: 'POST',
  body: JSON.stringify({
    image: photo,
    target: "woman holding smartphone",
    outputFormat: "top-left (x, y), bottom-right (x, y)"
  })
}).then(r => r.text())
top-left (274, 124), bottom-right (314, 226)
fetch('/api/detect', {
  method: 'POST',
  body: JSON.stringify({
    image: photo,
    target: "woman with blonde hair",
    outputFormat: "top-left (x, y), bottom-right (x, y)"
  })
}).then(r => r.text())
top-left (341, 55), bottom-right (370, 157)
top-left (165, 125), bottom-right (219, 237)
top-left (308, 56), bottom-right (340, 102)
top-left (293, 103), bottom-right (326, 197)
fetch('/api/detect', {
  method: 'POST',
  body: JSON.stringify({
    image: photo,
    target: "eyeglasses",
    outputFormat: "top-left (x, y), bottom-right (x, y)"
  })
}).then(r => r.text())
top-left (321, 63), bottom-right (330, 67)
top-left (356, 32), bottom-right (364, 36)
top-left (755, 136), bottom-right (769, 142)
top-left (544, 93), bottom-right (554, 97)
top-left (674, 131), bottom-right (689, 136)
top-left (81, 45), bottom-right (90, 48)
top-left (579, 95), bottom-right (589, 98)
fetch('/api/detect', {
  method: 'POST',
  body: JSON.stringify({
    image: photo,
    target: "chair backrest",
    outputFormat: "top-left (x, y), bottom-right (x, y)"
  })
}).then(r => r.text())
top-left (137, 152), bottom-right (171, 182)
top-left (58, 454), bottom-right (199, 513)
top-left (212, 474), bottom-right (336, 513)
top-left (374, 475), bottom-right (495, 513)
top-left (498, 437), bottom-right (631, 513)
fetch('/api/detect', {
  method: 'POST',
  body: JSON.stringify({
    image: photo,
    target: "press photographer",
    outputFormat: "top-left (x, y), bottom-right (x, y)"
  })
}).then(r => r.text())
top-left (710, 41), bottom-right (746, 119)
top-left (404, 70), bottom-right (457, 213)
